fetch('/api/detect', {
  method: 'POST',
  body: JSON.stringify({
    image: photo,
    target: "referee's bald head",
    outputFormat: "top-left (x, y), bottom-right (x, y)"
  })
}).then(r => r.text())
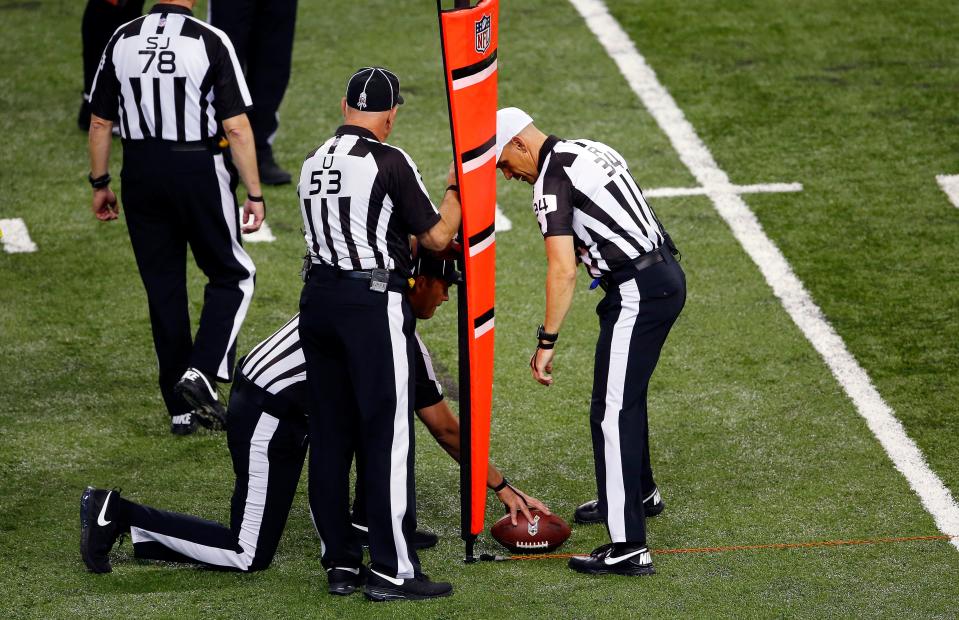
top-left (496, 107), bottom-right (548, 185)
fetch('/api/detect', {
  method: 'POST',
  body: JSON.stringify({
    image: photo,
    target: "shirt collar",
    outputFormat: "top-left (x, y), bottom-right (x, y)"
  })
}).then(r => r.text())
top-left (336, 125), bottom-right (380, 142)
top-left (149, 3), bottom-right (193, 15)
top-left (537, 134), bottom-right (562, 175)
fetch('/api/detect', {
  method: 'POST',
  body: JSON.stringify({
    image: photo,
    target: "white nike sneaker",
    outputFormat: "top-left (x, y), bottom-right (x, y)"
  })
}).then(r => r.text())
top-left (568, 543), bottom-right (655, 576)
top-left (79, 487), bottom-right (124, 573)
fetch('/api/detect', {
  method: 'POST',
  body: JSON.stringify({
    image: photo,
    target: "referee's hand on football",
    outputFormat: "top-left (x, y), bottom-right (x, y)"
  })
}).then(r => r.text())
top-left (496, 483), bottom-right (552, 526)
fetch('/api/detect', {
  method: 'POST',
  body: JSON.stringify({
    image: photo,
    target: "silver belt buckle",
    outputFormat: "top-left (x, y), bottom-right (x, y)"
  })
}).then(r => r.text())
top-left (369, 268), bottom-right (390, 293)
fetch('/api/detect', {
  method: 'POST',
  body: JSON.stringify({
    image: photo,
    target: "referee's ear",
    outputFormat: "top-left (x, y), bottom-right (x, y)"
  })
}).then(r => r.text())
top-left (340, 97), bottom-right (348, 119)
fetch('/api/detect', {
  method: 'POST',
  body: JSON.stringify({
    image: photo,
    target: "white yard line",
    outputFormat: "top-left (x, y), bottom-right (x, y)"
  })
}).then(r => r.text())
top-left (239, 210), bottom-right (276, 243)
top-left (645, 182), bottom-right (803, 199)
top-left (495, 204), bottom-right (513, 231)
top-left (935, 174), bottom-right (959, 209)
top-left (569, 0), bottom-right (959, 549)
top-left (0, 218), bottom-right (38, 253)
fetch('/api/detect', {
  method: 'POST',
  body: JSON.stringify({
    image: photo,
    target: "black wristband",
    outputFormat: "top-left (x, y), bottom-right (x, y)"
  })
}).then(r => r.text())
top-left (446, 184), bottom-right (459, 194)
top-left (89, 172), bottom-right (111, 189)
top-left (492, 477), bottom-right (509, 492)
top-left (536, 341), bottom-right (555, 350)
top-left (247, 194), bottom-right (265, 203)
top-left (537, 324), bottom-right (559, 343)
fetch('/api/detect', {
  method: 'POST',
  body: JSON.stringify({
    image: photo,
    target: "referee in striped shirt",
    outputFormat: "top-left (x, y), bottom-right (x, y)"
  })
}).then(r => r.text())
top-left (496, 107), bottom-right (686, 577)
top-left (298, 67), bottom-right (461, 601)
top-left (87, 0), bottom-right (263, 435)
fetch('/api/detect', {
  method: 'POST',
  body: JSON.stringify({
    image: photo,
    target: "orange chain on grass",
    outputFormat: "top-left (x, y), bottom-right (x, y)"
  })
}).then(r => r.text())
top-left (506, 534), bottom-right (957, 561)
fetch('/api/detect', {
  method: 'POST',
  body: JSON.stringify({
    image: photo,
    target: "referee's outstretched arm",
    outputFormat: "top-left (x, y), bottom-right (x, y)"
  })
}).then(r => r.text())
top-left (222, 114), bottom-right (264, 233)
top-left (417, 164), bottom-right (461, 251)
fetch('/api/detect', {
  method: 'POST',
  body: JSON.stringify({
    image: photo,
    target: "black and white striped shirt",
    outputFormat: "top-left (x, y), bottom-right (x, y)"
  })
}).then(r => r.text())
top-left (534, 135), bottom-right (666, 277)
top-left (88, 3), bottom-right (251, 142)
top-left (239, 314), bottom-right (443, 415)
top-left (299, 125), bottom-right (441, 276)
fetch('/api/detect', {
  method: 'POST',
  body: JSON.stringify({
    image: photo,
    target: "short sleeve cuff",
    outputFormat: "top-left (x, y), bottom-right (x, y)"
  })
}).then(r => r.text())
top-left (409, 211), bottom-right (442, 236)
top-left (88, 105), bottom-right (120, 122)
top-left (218, 104), bottom-right (254, 122)
top-left (414, 391), bottom-right (444, 411)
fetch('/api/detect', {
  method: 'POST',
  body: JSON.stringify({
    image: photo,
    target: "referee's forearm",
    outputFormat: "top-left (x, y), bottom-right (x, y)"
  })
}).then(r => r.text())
top-left (223, 114), bottom-right (261, 197)
top-left (544, 267), bottom-right (576, 334)
top-left (543, 236), bottom-right (578, 334)
top-left (418, 192), bottom-right (461, 251)
top-left (88, 115), bottom-right (113, 177)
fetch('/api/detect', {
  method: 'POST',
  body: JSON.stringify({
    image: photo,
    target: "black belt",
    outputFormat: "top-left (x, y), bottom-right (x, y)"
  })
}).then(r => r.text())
top-left (122, 138), bottom-right (222, 152)
top-left (600, 247), bottom-right (667, 289)
top-left (307, 263), bottom-right (412, 293)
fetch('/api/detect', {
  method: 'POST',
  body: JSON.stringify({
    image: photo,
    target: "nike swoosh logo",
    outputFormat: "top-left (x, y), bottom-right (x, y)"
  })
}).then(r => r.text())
top-left (370, 569), bottom-right (405, 586)
top-left (604, 548), bottom-right (648, 565)
top-left (97, 491), bottom-right (113, 527)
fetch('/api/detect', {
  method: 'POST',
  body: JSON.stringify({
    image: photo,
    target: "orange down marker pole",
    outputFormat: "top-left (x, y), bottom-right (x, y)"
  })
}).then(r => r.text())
top-left (437, 0), bottom-right (498, 561)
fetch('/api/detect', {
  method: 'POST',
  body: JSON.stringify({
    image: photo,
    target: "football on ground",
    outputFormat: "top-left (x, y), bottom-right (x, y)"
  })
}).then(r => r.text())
top-left (490, 510), bottom-right (572, 553)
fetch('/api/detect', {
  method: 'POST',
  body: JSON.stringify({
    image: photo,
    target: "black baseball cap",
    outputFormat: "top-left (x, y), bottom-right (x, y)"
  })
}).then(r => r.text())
top-left (412, 255), bottom-right (460, 285)
top-left (346, 67), bottom-right (405, 112)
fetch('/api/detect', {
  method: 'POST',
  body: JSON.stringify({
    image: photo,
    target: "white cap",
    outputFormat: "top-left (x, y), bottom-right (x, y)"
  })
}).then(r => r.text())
top-left (496, 107), bottom-right (534, 162)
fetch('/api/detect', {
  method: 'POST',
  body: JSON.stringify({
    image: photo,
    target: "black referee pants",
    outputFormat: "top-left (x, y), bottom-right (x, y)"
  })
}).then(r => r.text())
top-left (591, 252), bottom-right (685, 545)
top-left (121, 143), bottom-right (256, 417)
top-left (299, 270), bottom-right (421, 580)
top-left (116, 377), bottom-right (308, 570)
top-left (209, 0), bottom-right (296, 151)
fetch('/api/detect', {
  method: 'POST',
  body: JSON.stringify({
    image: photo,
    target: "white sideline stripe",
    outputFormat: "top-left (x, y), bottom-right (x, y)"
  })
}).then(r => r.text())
top-left (935, 174), bottom-right (959, 209)
top-left (0, 218), bottom-right (37, 253)
top-left (239, 210), bottom-right (276, 242)
top-left (452, 59), bottom-right (497, 91)
top-left (495, 204), bottom-right (513, 231)
top-left (570, 0), bottom-right (959, 551)
top-left (644, 182), bottom-right (804, 199)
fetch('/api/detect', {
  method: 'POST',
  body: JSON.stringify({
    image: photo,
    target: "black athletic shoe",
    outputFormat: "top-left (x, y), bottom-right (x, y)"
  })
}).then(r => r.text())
top-left (364, 570), bottom-right (453, 602)
top-left (327, 565), bottom-right (366, 596)
top-left (174, 368), bottom-right (227, 430)
top-left (80, 487), bottom-right (124, 574)
top-left (568, 543), bottom-right (655, 576)
top-left (170, 411), bottom-right (198, 435)
top-left (257, 148), bottom-right (292, 185)
top-left (574, 488), bottom-right (665, 525)
top-left (351, 523), bottom-right (439, 550)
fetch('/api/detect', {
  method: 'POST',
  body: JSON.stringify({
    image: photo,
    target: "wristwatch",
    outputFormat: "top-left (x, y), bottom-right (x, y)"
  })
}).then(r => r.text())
top-left (537, 325), bottom-right (559, 342)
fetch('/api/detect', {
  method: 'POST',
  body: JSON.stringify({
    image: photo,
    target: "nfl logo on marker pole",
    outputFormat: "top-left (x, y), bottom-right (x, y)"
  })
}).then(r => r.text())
top-left (474, 14), bottom-right (491, 53)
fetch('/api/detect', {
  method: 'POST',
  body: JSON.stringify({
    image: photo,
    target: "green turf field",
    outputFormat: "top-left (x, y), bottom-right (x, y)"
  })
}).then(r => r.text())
top-left (1, 0), bottom-right (958, 617)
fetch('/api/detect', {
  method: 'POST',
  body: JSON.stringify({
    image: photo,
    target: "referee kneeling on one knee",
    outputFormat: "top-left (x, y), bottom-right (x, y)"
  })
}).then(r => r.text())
top-left (87, 0), bottom-right (264, 435)
top-left (496, 108), bottom-right (686, 577)
top-left (297, 67), bottom-right (461, 601)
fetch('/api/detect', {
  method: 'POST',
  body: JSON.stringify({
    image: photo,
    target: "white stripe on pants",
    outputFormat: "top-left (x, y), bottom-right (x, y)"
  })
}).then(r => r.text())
top-left (385, 291), bottom-right (414, 579)
top-left (600, 279), bottom-right (641, 542)
top-left (212, 153), bottom-right (256, 380)
top-left (130, 412), bottom-right (280, 570)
